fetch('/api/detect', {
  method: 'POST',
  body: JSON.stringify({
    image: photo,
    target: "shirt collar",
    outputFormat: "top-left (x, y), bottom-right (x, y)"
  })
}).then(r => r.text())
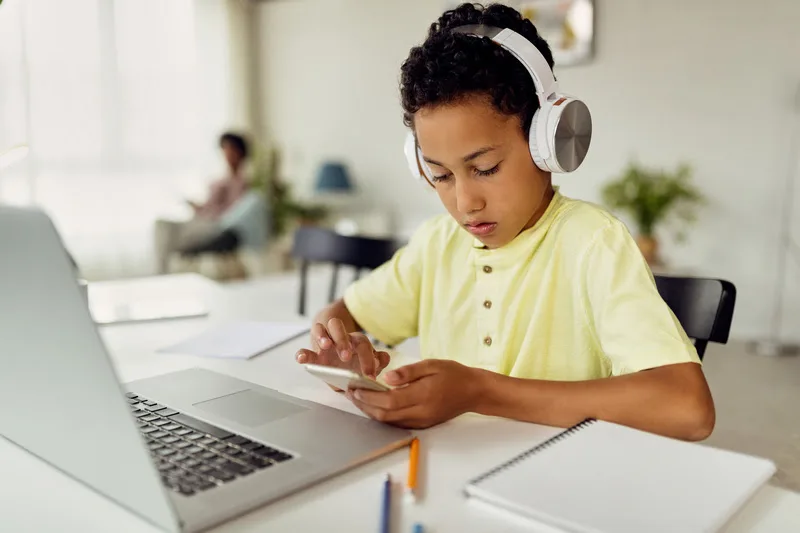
top-left (471, 187), bottom-right (565, 264)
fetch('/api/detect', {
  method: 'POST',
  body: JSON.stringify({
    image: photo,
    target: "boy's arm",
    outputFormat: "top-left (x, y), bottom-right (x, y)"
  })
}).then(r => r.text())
top-left (472, 361), bottom-right (714, 441)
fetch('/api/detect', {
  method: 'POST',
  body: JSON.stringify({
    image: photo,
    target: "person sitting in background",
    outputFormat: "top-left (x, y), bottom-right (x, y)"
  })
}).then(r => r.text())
top-left (154, 132), bottom-right (251, 274)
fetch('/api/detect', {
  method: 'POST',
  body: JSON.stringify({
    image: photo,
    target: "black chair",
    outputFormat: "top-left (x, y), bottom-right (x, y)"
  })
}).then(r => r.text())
top-left (291, 226), bottom-right (402, 316)
top-left (653, 275), bottom-right (736, 359)
top-left (180, 229), bottom-right (247, 280)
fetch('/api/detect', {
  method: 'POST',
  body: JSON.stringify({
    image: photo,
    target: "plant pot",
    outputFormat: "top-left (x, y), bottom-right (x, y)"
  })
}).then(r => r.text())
top-left (636, 234), bottom-right (660, 266)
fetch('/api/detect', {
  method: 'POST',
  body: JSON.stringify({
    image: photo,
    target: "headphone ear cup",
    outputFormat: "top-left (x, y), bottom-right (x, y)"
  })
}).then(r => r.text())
top-left (403, 131), bottom-right (434, 187)
top-left (528, 109), bottom-right (550, 172)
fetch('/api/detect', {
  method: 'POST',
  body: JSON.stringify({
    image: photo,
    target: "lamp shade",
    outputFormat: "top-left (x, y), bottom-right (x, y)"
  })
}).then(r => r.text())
top-left (314, 162), bottom-right (353, 193)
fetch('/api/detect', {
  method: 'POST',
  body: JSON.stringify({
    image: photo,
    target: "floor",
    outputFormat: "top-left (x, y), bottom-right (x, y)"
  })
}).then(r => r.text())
top-left (701, 342), bottom-right (800, 492)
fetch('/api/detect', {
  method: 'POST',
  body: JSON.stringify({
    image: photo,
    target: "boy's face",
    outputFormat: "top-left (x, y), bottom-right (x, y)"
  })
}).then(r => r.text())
top-left (414, 95), bottom-right (552, 249)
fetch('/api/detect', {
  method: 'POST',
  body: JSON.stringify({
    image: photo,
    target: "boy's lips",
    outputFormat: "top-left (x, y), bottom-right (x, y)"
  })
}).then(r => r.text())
top-left (464, 221), bottom-right (497, 236)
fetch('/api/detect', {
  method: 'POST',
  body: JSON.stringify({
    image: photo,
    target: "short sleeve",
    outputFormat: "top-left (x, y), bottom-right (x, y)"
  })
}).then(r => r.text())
top-left (343, 220), bottom-right (431, 346)
top-left (582, 221), bottom-right (700, 375)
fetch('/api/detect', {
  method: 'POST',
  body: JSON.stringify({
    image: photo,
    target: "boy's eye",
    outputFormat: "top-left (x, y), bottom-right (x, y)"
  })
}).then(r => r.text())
top-left (475, 163), bottom-right (501, 177)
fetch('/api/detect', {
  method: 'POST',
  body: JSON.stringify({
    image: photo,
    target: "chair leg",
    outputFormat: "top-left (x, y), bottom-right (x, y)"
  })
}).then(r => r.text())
top-left (299, 260), bottom-right (309, 316)
top-left (329, 264), bottom-right (340, 304)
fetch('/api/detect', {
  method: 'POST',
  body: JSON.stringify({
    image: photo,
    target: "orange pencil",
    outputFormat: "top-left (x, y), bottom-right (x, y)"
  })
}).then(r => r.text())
top-left (406, 437), bottom-right (420, 502)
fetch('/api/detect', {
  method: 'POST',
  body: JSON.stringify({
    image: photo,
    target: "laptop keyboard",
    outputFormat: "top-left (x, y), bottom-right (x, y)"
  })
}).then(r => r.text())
top-left (126, 393), bottom-right (294, 497)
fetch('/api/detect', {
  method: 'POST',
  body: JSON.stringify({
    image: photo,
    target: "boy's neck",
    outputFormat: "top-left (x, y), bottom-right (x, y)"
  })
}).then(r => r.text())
top-left (519, 185), bottom-right (556, 235)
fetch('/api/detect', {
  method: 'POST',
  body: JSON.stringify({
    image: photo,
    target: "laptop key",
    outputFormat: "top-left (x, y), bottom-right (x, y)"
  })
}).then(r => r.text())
top-left (174, 429), bottom-right (192, 436)
top-left (125, 393), bottom-right (138, 399)
top-left (225, 436), bottom-right (250, 446)
top-left (209, 470), bottom-right (235, 483)
top-left (243, 456), bottom-right (273, 469)
top-left (169, 413), bottom-right (233, 439)
top-left (226, 448), bottom-right (243, 457)
top-left (211, 442), bottom-right (228, 451)
top-left (241, 442), bottom-right (262, 451)
top-left (160, 436), bottom-right (180, 444)
top-left (150, 431), bottom-right (169, 439)
top-left (274, 452), bottom-right (293, 462)
top-left (156, 448), bottom-right (176, 457)
top-left (152, 419), bottom-right (171, 427)
top-left (186, 433), bottom-right (204, 441)
top-left (197, 465), bottom-right (215, 474)
top-left (186, 446), bottom-right (205, 455)
top-left (201, 452), bottom-right (216, 460)
top-left (163, 423), bottom-right (181, 431)
top-left (143, 400), bottom-right (158, 406)
top-left (199, 437), bottom-right (216, 446)
top-left (144, 404), bottom-right (165, 412)
top-left (132, 410), bottom-right (149, 418)
top-left (141, 426), bottom-right (159, 435)
top-left (183, 459), bottom-right (202, 468)
top-left (174, 441), bottom-right (192, 450)
top-left (197, 481), bottom-right (216, 491)
top-left (142, 415), bottom-right (160, 422)
top-left (127, 398), bottom-right (139, 404)
top-left (223, 461), bottom-right (255, 476)
top-left (159, 409), bottom-right (179, 417)
top-left (178, 485), bottom-right (195, 496)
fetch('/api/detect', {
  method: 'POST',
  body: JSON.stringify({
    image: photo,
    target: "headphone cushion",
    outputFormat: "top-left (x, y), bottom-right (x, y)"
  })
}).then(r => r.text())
top-left (528, 110), bottom-right (549, 172)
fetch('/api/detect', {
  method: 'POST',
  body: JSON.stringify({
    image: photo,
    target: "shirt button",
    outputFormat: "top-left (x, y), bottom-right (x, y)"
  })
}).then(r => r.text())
top-left (483, 300), bottom-right (492, 309)
top-left (483, 336), bottom-right (492, 346)
top-left (483, 265), bottom-right (493, 274)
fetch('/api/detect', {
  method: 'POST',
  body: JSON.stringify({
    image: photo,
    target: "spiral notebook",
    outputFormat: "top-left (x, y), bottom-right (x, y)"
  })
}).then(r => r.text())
top-left (465, 420), bottom-right (776, 533)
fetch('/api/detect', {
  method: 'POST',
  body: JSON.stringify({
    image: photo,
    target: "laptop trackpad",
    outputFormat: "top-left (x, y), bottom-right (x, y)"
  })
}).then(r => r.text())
top-left (193, 389), bottom-right (308, 427)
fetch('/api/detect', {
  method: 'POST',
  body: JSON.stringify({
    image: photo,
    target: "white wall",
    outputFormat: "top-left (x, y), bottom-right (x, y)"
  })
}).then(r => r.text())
top-left (256, 0), bottom-right (800, 343)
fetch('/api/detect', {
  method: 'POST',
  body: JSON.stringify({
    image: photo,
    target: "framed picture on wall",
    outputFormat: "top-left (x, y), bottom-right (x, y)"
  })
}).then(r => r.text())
top-left (443, 0), bottom-right (595, 67)
top-left (517, 0), bottom-right (594, 66)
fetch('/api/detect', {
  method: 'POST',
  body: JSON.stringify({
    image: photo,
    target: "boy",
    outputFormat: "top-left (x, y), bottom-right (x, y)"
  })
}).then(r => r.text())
top-left (295, 3), bottom-right (715, 440)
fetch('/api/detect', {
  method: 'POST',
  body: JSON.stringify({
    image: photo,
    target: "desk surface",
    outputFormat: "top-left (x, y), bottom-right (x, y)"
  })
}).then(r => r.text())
top-left (1, 274), bottom-right (798, 533)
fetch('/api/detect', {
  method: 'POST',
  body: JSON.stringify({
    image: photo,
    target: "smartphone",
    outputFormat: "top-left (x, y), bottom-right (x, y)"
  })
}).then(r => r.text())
top-left (304, 364), bottom-right (391, 392)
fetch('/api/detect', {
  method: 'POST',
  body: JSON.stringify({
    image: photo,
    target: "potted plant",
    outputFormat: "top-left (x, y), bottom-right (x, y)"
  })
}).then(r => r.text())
top-left (250, 145), bottom-right (329, 238)
top-left (601, 161), bottom-right (705, 265)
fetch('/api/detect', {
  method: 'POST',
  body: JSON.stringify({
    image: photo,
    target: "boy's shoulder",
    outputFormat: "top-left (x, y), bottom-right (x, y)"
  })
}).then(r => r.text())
top-left (550, 193), bottom-right (629, 249)
top-left (407, 213), bottom-right (467, 247)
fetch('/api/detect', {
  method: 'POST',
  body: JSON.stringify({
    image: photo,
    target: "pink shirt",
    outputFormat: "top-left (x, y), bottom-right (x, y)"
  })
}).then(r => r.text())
top-left (196, 173), bottom-right (248, 220)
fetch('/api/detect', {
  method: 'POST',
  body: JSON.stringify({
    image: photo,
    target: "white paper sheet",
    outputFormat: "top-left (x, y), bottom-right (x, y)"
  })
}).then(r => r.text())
top-left (158, 321), bottom-right (310, 359)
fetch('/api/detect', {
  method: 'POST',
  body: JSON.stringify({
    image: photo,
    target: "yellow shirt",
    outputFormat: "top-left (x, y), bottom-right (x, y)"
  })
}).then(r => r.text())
top-left (343, 189), bottom-right (699, 380)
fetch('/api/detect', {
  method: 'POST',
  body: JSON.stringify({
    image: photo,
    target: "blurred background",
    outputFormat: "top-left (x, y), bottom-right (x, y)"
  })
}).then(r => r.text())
top-left (1, 0), bottom-right (799, 346)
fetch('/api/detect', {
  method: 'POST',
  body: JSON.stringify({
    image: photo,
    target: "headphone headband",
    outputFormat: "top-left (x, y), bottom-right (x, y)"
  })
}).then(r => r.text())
top-left (451, 24), bottom-right (558, 105)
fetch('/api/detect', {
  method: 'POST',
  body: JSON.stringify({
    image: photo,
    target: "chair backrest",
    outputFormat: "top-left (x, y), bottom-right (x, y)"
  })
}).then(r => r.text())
top-left (291, 226), bottom-right (402, 315)
top-left (653, 275), bottom-right (736, 359)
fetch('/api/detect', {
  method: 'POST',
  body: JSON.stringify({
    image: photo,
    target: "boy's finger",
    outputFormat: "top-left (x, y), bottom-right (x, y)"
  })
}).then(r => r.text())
top-left (384, 360), bottom-right (441, 385)
top-left (326, 318), bottom-right (352, 360)
top-left (310, 323), bottom-right (332, 350)
top-left (352, 339), bottom-right (377, 377)
top-left (295, 348), bottom-right (318, 364)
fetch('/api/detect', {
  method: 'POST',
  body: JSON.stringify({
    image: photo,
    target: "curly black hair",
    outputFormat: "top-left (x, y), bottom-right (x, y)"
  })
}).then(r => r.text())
top-left (219, 132), bottom-right (249, 160)
top-left (400, 3), bottom-right (554, 136)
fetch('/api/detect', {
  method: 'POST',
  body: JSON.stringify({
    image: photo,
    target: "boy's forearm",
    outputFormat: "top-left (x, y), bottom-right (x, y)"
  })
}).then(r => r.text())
top-left (312, 299), bottom-right (361, 334)
top-left (471, 362), bottom-right (715, 441)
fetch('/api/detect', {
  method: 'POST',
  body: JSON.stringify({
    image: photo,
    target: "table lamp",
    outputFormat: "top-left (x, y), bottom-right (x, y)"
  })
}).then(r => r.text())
top-left (314, 161), bottom-right (353, 194)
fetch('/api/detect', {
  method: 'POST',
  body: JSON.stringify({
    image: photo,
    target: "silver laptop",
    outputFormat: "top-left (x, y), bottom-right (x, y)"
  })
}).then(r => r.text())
top-left (0, 206), bottom-right (412, 532)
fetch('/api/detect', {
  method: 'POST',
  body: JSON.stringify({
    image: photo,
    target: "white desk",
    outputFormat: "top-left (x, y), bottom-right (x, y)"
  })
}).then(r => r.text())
top-left (1, 275), bottom-right (798, 533)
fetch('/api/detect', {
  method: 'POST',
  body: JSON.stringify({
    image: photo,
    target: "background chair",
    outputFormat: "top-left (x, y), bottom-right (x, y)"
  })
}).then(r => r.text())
top-left (291, 226), bottom-right (402, 316)
top-left (654, 275), bottom-right (736, 359)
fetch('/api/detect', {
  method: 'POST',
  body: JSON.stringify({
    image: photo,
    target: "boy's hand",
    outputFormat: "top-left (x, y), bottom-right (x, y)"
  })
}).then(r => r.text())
top-left (295, 318), bottom-right (390, 379)
top-left (345, 359), bottom-right (481, 429)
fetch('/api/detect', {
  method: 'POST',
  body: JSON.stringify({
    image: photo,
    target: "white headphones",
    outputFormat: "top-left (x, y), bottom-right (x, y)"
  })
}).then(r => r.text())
top-left (404, 24), bottom-right (592, 186)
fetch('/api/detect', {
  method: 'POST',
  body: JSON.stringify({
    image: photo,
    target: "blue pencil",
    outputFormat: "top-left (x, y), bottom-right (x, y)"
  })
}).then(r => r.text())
top-left (381, 474), bottom-right (392, 533)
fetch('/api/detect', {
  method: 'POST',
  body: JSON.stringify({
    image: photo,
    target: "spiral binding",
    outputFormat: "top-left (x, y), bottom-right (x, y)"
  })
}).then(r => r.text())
top-left (466, 418), bottom-right (597, 487)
